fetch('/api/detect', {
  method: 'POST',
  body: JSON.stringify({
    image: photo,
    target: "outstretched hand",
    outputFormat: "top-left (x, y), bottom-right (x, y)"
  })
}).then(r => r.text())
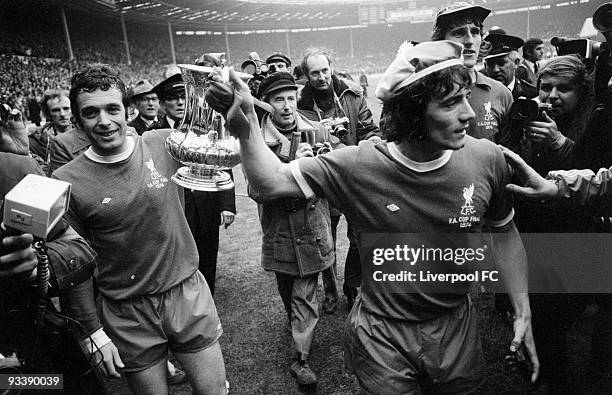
top-left (511, 315), bottom-right (540, 383)
top-left (206, 68), bottom-right (255, 139)
top-left (500, 146), bottom-right (559, 201)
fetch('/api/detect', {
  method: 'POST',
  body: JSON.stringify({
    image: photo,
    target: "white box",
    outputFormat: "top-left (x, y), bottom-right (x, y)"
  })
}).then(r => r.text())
top-left (3, 174), bottom-right (71, 239)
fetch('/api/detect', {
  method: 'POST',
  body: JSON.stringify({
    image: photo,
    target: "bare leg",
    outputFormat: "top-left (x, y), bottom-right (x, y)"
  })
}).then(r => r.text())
top-left (124, 357), bottom-right (169, 395)
top-left (174, 341), bottom-right (227, 395)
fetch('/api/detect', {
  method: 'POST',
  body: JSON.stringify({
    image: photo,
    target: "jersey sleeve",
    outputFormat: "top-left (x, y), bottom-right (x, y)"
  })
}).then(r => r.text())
top-left (290, 145), bottom-right (359, 211)
top-left (484, 145), bottom-right (515, 227)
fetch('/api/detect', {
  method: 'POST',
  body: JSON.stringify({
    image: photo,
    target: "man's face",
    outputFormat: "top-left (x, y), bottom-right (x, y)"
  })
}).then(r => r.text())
top-left (47, 96), bottom-right (72, 131)
top-left (162, 91), bottom-right (185, 122)
top-left (268, 61), bottom-right (289, 73)
top-left (424, 85), bottom-right (475, 151)
top-left (527, 44), bottom-right (544, 62)
top-left (135, 93), bottom-right (159, 120)
top-left (268, 89), bottom-right (297, 129)
top-left (306, 55), bottom-right (333, 92)
top-left (76, 87), bottom-right (128, 156)
top-left (443, 22), bottom-right (482, 69)
top-left (485, 55), bottom-right (518, 86)
top-left (538, 74), bottom-right (580, 119)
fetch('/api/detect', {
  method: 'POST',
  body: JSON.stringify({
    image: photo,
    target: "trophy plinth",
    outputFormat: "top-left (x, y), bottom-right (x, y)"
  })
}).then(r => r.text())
top-left (164, 64), bottom-right (248, 192)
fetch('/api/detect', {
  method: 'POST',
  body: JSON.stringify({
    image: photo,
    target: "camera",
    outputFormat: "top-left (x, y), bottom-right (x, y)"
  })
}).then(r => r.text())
top-left (241, 60), bottom-right (279, 97)
top-left (551, 37), bottom-right (606, 59)
top-left (320, 117), bottom-right (349, 140)
top-left (509, 98), bottom-right (552, 123)
top-left (312, 142), bottom-right (333, 156)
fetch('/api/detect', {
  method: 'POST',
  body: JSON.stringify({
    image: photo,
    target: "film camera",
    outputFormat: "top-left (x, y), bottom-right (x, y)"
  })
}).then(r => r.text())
top-left (320, 117), bottom-right (349, 140)
top-left (551, 37), bottom-right (606, 59)
top-left (241, 60), bottom-right (278, 97)
top-left (509, 98), bottom-right (552, 123)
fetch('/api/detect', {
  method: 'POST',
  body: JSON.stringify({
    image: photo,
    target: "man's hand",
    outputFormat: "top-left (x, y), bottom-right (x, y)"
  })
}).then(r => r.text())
top-left (511, 315), bottom-right (540, 383)
top-left (0, 232), bottom-right (37, 280)
top-left (295, 143), bottom-right (314, 159)
top-left (0, 115), bottom-right (29, 156)
top-left (220, 210), bottom-right (235, 229)
top-left (500, 146), bottom-right (559, 201)
top-left (367, 135), bottom-right (383, 145)
top-left (93, 341), bottom-right (124, 378)
top-left (524, 111), bottom-right (565, 147)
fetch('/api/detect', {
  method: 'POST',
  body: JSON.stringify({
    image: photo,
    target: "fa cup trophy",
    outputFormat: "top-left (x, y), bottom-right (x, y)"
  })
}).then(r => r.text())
top-left (165, 64), bottom-right (249, 191)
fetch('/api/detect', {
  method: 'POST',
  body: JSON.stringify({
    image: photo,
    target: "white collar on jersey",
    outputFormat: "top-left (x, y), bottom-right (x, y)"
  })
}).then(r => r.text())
top-left (84, 135), bottom-right (136, 164)
top-left (387, 141), bottom-right (452, 172)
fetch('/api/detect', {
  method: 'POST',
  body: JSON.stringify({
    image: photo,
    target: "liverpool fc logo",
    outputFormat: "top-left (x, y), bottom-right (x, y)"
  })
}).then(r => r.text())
top-left (483, 101), bottom-right (493, 121)
top-left (461, 183), bottom-right (476, 215)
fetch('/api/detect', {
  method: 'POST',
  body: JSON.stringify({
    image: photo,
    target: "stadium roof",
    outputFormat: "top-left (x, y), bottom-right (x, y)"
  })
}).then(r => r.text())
top-left (61, 0), bottom-right (538, 31)
top-left (63, 0), bottom-right (361, 30)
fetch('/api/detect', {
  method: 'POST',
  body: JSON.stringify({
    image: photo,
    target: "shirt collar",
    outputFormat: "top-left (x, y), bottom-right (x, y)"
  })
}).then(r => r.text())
top-left (387, 142), bottom-right (452, 173)
top-left (84, 135), bottom-right (136, 163)
top-left (507, 78), bottom-right (516, 92)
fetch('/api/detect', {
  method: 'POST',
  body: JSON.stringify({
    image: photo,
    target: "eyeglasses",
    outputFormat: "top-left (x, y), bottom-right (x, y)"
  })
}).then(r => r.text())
top-left (139, 96), bottom-right (159, 103)
top-left (0, 104), bottom-right (23, 125)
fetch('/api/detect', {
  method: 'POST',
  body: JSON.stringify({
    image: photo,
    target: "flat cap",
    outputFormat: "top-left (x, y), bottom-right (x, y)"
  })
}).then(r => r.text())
top-left (266, 53), bottom-right (292, 66)
top-left (258, 72), bottom-right (298, 100)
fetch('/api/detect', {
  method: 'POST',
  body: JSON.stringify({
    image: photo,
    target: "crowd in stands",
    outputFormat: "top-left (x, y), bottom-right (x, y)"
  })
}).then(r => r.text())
top-left (0, 0), bottom-right (602, 123)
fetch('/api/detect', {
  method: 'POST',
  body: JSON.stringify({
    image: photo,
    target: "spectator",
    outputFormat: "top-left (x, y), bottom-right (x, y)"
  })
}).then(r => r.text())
top-left (518, 38), bottom-right (545, 86)
top-left (297, 47), bottom-right (381, 313)
top-left (484, 34), bottom-right (538, 99)
top-left (128, 79), bottom-right (159, 135)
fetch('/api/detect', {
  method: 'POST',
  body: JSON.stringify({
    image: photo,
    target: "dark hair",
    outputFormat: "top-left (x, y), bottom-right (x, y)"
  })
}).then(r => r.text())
top-left (432, 16), bottom-right (484, 41)
top-left (300, 47), bottom-right (333, 75)
top-left (69, 64), bottom-right (128, 124)
top-left (380, 65), bottom-right (472, 143)
top-left (42, 89), bottom-right (69, 119)
top-left (523, 38), bottom-right (544, 56)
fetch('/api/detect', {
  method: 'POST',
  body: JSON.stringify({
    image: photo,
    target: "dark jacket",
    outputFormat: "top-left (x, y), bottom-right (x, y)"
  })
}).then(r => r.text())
top-left (256, 113), bottom-right (335, 277)
top-left (298, 74), bottom-right (380, 146)
top-left (49, 128), bottom-right (90, 174)
top-left (516, 60), bottom-right (537, 86)
top-left (128, 115), bottom-right (156, 135)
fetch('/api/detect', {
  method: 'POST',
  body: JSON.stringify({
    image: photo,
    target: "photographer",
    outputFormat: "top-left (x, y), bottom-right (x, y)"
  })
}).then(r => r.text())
top-left (500, 54), bottom-right (601, 392)
top-left (0, 105), bottom-right (103, 394)
top-left (502, 55), bottom-right (597, 176)
top-left (251, 72), bottom-right (339, 387)
top-left (297, 47), bottom-right (381, 312)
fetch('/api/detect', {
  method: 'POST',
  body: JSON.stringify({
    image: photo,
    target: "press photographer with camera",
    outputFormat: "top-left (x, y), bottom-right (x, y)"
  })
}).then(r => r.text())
top-left (248, 72), bottom-right (341, 387)
top-left (297, 47), bottom-right (381, 313)
top-left (0, 104), bottom-right (104, 393)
